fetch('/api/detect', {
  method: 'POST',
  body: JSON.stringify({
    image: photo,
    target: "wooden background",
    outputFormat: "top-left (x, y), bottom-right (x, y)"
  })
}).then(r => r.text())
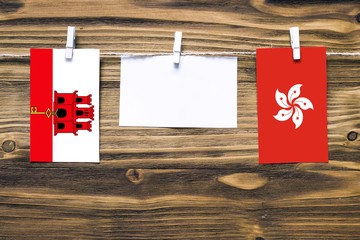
top-left (0, 0), bottom-right (360, 239)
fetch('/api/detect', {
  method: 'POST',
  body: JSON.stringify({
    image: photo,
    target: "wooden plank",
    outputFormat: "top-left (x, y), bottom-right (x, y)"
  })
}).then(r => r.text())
top-left (0, 0), bottom-right (359, 239)
top-left (0, 166), bottom-right (359, 239)
top-left (0, 0), bottom-right (358, 54)
top-left (0, 56), bottom-right (359, 167)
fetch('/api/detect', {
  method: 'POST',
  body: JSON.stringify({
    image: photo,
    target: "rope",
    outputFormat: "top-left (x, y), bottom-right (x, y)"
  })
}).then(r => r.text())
top-left (0, 51), bottom-right (359, 58)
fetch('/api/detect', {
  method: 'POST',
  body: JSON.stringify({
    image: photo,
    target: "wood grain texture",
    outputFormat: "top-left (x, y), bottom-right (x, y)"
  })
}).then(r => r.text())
top-left (0, 0), bottom-right (359, 239)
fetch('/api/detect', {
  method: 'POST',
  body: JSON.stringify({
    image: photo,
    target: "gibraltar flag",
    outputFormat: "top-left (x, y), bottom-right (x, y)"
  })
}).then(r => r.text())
top-left (30, 49), bottom-right (100, 162)
top-left (256, 47), bottom-right (328, 164)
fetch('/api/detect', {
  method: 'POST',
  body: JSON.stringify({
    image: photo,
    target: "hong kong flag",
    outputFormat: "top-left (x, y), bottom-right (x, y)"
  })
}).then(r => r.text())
top-left (256, 47), bottom-right (328, 164)
top-left (30, 49), bottom-right (100, 162)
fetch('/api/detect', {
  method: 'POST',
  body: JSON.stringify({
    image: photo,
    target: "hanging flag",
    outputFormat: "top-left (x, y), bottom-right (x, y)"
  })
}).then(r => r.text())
top-left (256, 47), bottom-right (328, 164)
top-left (30, 49), bottom-right (100, 162)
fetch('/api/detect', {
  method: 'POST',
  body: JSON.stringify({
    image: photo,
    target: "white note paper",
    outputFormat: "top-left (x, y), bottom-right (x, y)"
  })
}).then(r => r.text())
top-left (119, 56), bottom-right (237, 128)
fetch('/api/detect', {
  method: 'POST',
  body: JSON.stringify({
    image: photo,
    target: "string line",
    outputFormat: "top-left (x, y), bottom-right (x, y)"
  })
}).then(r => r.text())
top-left (0, 51), bottom-right (359, 58)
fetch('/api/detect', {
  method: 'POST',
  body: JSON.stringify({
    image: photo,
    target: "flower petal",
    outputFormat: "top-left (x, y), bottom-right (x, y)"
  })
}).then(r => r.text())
top-left (275, 89), bottom-right (290, 108)
top-left (294, 97), bottom-right (314, 110)
top-left (274, 108), bottom-right (293, 121)
top-left (288, 84), bottom-right (302, 104)
top-left (292, 106), bottom-right (303, 129)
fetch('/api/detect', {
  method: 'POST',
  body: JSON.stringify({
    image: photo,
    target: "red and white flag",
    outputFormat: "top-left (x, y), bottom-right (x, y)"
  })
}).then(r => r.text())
top-left (30, 49), bottom-right (100, 162)
top-left (256, 47), bottom-right (328, 164)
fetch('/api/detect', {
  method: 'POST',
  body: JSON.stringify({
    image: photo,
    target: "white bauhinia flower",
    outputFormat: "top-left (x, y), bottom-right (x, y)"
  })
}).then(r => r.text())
top-left (273, 84), bottom-right (314, 129)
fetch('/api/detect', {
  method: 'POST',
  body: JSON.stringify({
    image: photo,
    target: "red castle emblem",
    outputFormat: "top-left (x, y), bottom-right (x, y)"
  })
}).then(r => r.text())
top-left (53, 91), bottom-right (94, 136)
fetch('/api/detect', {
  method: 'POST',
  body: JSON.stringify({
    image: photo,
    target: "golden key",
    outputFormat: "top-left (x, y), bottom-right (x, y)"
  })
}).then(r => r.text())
top-left (30, 106), bottom-right (54, 118)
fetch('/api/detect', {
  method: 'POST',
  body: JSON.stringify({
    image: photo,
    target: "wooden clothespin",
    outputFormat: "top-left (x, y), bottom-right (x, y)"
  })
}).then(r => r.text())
top-left (290, 27), bottom-right (300, 60)
top-left (65, 26), bottom-right (76, 60)
top-left (173, 31), bottom-right (182, 64)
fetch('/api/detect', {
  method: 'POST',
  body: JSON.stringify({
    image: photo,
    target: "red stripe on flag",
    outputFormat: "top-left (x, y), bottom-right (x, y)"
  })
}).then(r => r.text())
top-left (30, 49), bottom-right (53, 162)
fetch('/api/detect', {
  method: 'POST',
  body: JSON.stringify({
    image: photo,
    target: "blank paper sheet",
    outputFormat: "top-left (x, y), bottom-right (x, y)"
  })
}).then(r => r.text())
top-left (119, 55), bottom-right (237, 128)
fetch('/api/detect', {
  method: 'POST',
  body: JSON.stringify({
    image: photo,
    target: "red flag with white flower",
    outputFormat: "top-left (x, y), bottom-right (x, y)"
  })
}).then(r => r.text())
top-left (256, 47), bottom-right (328, 164)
